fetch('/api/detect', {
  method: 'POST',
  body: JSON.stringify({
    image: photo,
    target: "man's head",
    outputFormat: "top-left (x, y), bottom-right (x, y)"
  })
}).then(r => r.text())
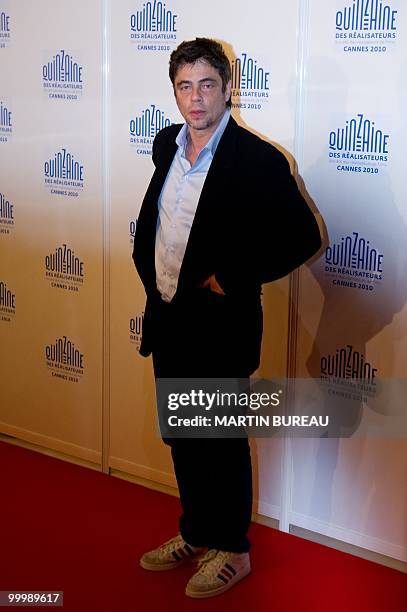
top-left (169, 38), bottom-right (232, 135)
top-left (169, 38), bottom-right (232, 108)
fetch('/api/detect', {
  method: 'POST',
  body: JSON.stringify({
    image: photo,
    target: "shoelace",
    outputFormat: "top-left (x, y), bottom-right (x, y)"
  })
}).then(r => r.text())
top-left (196, 549), bottom-right (230, 575)
top-left (158, 535), bottom-right (185, 557)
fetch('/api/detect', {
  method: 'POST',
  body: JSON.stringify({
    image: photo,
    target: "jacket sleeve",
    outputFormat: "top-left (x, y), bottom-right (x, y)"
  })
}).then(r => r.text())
top-left (215, 147), bottom-right (322, 293)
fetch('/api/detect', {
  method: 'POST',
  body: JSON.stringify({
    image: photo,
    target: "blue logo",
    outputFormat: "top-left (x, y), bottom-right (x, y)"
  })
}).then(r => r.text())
top-left (130, 313), bottom-right (143, 350)
top-left (44, 148), bottom-right (84, 197)
top-left (130, 105), bottom-right (173, 156)
top-left (320, 345), bottom-right (378, 403)
top-left (335, 0), bottom-right (398, 53)
top-left (321, 344), bottom-right (377, 386)
top-left (325, 231), bottom-right (383, 291)
top-left (0, 99), bottom-right (12, 142)
top-left (130, 1), bottom-right (178, 51)
top-left (0, 279), bottom-right (15, 322)
top-left (0, 11), bottom-right (10, 48)
top-left (130, 218), bottom-right (137, 245)
top-left (0, 191), bottom-right (14, 234)
top-left (43, 50), bottom-right (83, 101)
top-left (329, 114), bottom-right (389, 173)
top-left (45, 244), bottom-right (85, 292)
top-left (45, 335), bottom-right (84, 382)
top-left (231, 53), bottom-right (270, 112)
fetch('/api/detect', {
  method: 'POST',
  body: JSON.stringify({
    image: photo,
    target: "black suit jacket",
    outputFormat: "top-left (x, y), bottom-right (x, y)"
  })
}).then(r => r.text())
top-left (133, 116), bottom-right (321, 369)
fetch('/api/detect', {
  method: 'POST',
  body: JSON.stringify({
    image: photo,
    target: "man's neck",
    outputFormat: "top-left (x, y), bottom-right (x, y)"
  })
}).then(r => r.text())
top-left (185, 131), bottom-right (205, 166)
top-left (187, 127), bottom-right (213, 153)
top-left (186, 110), bottom-right (226, 157)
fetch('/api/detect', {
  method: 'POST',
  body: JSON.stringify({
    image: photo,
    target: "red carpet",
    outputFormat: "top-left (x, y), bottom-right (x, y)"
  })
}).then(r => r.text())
top-left (0, 439), bottom-right (405, 611)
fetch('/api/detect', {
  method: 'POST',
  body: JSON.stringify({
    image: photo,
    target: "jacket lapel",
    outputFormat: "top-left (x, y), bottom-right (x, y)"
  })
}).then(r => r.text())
top-left (135, 126), bottom-right (180, 292)
top-left (177, 116), bottom-right (239, 290)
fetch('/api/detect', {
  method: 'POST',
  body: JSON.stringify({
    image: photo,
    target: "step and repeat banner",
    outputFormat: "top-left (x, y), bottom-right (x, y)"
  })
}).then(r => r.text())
top-left (1, 0), bottom-right (406, 561)
top-left (0, 1), bottom-right (104, 462)
top-left (292, 0), bottom-right (407, 560)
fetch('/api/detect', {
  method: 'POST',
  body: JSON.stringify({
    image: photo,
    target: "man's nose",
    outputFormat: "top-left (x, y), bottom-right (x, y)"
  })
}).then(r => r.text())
top-left (191, 85), bottom-right (203, 101)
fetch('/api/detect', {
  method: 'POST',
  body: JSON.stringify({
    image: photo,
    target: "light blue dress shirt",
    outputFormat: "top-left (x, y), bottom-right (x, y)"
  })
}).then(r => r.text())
top-left (155, 108), bottom-right (231, 302)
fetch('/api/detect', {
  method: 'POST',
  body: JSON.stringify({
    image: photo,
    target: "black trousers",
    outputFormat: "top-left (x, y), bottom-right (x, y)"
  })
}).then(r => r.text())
top-left (152, 288), bottom-right (253, 553)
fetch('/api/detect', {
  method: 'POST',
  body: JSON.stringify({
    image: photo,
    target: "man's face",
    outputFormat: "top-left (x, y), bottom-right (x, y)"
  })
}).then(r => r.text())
top-left (173, 59), bottom-right (231, 133)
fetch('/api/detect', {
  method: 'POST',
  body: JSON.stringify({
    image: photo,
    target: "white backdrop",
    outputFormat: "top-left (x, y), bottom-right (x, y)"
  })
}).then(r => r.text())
top-left (292, 0), bottom-right (407, 561)
top-left (0, 0), bottom-right (103, 462)
top-left (0, 0), bottom-right (406, 563)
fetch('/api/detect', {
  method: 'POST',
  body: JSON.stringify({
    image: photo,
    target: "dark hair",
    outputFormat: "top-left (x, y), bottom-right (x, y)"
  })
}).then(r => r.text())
top-left (169, 38), bottom-right (232, 108)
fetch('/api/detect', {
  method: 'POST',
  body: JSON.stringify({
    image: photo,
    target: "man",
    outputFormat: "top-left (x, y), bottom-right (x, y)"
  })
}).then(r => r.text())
top-left (133, 38), bottom-right (321, 598)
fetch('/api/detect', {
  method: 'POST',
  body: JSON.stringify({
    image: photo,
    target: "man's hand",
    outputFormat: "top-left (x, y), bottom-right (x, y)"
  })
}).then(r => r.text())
top-left (198, 274), bottom-right (226, 296)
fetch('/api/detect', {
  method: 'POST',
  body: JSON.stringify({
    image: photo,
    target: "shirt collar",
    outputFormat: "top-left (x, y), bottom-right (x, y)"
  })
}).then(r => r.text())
top-left (176, 108), bottom-right (231, 158)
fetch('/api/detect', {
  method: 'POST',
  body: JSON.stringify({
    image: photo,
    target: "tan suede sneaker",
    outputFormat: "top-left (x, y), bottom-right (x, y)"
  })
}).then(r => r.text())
top-left (140, 534), bottom-right (207, 571)
top-left (185, 549), bottom-right (251, 598)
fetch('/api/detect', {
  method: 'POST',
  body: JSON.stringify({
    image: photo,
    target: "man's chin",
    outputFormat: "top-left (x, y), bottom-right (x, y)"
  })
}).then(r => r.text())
top-left (187, 118), bottom-right (211, 131)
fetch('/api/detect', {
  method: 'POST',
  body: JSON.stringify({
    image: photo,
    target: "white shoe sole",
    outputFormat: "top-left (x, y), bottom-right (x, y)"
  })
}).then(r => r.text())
top-left (185, 566), bottom-right (251, 598)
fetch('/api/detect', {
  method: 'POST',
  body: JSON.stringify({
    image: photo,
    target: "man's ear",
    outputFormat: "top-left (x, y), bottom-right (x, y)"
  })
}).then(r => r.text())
top-left (173, 85), bottom-right (181, 109)
top-left (225, 79), bottom-right (232, 104)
